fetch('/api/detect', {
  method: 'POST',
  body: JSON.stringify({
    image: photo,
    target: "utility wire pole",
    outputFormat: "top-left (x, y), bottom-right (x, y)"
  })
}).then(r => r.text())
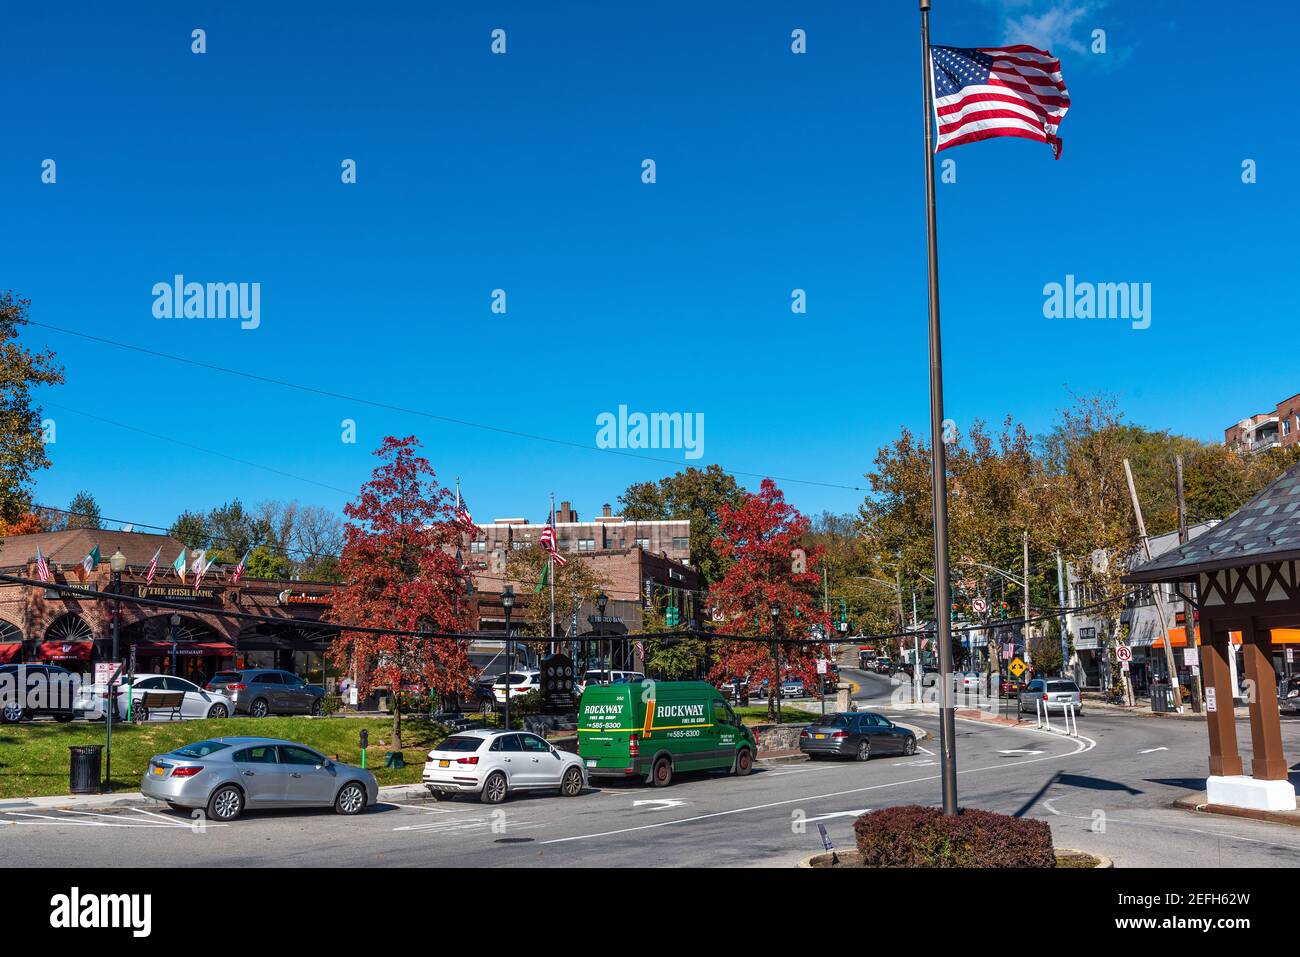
top-left (1123, 458), bottom-right (1180, 712)
top-left (1176, 455), bottom-right (1203, 713)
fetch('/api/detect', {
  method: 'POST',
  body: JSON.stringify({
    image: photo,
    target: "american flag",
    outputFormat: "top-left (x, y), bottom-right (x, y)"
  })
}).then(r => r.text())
top-left (538, 511), bottom-right (568, 566)
top-left (145, 547), bottom-right (161, 585)
top-left (455, 490), bottom-right (477, 539)
top-left (930, 44), bottom-right (1070, 159)
top-left (35, 545), bottom-right (50, 583)
top-left (231, 550), bottom-right (249, 584)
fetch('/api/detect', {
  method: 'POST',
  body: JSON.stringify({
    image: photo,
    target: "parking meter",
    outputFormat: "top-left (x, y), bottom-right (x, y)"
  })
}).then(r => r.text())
top-left (359, 729), bottom-right (369, 768)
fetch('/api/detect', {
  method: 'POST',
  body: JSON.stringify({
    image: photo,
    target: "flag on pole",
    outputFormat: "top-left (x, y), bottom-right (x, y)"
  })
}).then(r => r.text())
top-left (35, 546), bottom-right (50, 583)
top-left (145, 547), bottom-right (161, 585)
top-left (538, 507), bottom-right (567, 566)
top-left (930, 44), bottom-right (1070, 159)
top-left (455, 485), bottom-right (478, 539)
top-left (77, 545), bottom-right (100, 583)
top-left (534, 561), bottom-right (549, 594)
top-left (193, 552), bottom-right (214, 589)
top-left (172, 547), bottom-right (188, 582)
top-left (231, 550), bottom-right (250, 584)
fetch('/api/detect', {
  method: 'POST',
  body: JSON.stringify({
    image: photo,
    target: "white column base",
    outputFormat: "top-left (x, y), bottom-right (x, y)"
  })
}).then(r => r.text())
top-left (1206, 775), bottom-right (1297, 811)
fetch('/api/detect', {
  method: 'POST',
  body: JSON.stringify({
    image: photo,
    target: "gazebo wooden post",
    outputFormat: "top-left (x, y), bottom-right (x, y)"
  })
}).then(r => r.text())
top-left (1200, 616), bottom-right (1243, 777)
top-left (1242, 616), bottom-right (1288, 781)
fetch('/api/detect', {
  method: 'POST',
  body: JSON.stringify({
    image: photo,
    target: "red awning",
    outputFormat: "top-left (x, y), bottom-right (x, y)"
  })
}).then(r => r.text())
top-left (36, 640), bottom-right (94, 661)
top-left (0, 642), bottom-right (22, 664)
top-left (132, 641), bottom-right (236, 657)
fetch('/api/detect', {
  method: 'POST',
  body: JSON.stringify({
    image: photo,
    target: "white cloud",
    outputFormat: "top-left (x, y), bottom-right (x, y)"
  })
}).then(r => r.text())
top-left (982, 1), bottom-right (1100, 55)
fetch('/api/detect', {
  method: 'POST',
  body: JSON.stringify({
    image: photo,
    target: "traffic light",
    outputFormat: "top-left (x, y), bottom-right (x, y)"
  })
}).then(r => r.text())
top-left (666, 605), bottom-right (679, 627)
top-left (838, 599), bottom-right (847, 623)
top-left (950, 601), bottom-right (959, 622)
top-left (999, 601), bottom-right (1010, 620)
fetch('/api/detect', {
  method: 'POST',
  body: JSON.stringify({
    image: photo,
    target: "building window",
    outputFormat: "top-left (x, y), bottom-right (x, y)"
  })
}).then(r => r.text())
top-left (469, 541), bottom-right (486, 553)
top-left (1081, 627), bottom-right (1095, 641)
top-left (671, 537), bottom-right (689, 551)
top-left (577, 539), bottom-right (596, 552)
top-left (558, 538), bottom-right (570, 551)
top-left (636, 538), bottom-right (650, 550)
top-left (511, 541), bottom-right (529, 550)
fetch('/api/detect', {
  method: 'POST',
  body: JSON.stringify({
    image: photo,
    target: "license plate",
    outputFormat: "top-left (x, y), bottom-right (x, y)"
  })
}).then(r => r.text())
top-left (438, 759), bottom-right (450, 768)
top-left (585, 759), bottom-right (597, 767)
top-left (814, 733), bottom-right (826, 740)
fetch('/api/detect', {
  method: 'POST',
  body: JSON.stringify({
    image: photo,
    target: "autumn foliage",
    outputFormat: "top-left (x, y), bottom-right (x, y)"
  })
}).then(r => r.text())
top-left (707, 479), bottom-right (831, 717)
top-left (328, 436), bottom-right (476, 749)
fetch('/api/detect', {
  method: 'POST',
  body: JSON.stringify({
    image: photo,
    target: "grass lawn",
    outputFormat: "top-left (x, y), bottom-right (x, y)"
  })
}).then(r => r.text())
top-left (734, 705), bottom-right (825, 726)
top-left (0, 716), bottom-right (451, 799)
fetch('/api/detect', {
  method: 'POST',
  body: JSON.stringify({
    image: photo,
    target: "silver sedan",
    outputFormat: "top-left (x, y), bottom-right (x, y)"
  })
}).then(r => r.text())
top-left (141, 736), bottom-right (378, 821)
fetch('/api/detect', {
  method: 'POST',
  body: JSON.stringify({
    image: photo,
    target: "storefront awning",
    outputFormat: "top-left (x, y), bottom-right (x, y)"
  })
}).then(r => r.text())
top-left (133, 641), bottom-right (236, 657)
top-left (0, 642), bottom-right (22, 663)
top-left (36, 640), bottom-right (94, 661)
top-left (1150, 628), bottom-right (1300, 648)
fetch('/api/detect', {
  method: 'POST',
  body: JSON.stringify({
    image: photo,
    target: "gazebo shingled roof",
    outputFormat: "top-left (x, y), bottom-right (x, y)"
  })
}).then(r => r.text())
top-left (1124, 459), bottom-right (1300, 584)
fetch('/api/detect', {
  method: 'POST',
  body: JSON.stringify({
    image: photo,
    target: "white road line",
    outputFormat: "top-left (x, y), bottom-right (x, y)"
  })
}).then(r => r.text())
top-left (540, 732), bottom-right (1095, 845)
top-left (916, 746), bottom-right (935, 755)
top-left (1138, 747), bottom-right (1169, 754)
top-left (53, 807), bottom-right (192, 827)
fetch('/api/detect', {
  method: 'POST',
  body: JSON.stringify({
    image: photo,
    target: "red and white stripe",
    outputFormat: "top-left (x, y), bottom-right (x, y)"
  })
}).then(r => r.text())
top-left (539, 523), bottom-right (568, 566)
top-left (933, 45), bottom-right (1070, 159)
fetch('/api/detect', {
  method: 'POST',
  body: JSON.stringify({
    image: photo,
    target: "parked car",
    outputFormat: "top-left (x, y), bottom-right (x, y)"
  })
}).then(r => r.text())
top-left (205, 669), bottom-right (326, 717)
top-left (491, 670), bottom-right (541, 703)
top-left (423, 728), bottom-right (587, 804)
top-left (1279, 675), bottom-right (1300, 714)
top-left (956, 671), bottom-right (984, 693)
top-left (999, 674), bottom-right (1026, 698)
top-left (1018, 677), bottom-right (1083, 714)
top-left (140, 736), bottom-right (377, 821)
top-left (0, 664), bottom-right (78, 723)
top-left (83, 673), bottom-right (235, 720)
top-left (781, 678), bottom-right (807, 698)
top-left (578, 680), bottom-right (757, 785)
top-left (799, 711), bottom-right (917, 760)
top-left (874, 659), bottom-right (895, 675)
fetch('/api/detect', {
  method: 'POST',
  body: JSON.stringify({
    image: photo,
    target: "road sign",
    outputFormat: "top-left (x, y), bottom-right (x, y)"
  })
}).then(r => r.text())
top-left (972, 597), bottom-right (988, 615)
top-left (1008, 656), bottom-right (1026, 678)
top-left (816, 659), bottom-right (828, 675)
top-left (1116, 644), bottom-right (1132, 662)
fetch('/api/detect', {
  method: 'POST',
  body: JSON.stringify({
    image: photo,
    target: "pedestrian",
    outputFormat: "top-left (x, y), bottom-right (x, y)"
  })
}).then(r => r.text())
top-left (337, 675), bottom-right (351, 704)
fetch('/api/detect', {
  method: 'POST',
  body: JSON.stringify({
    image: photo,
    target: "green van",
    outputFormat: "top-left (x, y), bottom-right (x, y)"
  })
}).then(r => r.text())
top-left (577, 680), bottom-right (757, 786)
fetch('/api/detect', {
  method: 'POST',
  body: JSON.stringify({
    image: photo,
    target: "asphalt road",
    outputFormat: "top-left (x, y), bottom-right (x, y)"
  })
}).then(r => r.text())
top-left (5, 668), bottom-right (1300, 867)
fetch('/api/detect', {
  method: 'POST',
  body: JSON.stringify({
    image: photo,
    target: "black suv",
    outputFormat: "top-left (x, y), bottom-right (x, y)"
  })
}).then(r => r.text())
top-left (206, 669), bottom-right (325, 717)
top-left (0, 664), bottom-right (79, 723)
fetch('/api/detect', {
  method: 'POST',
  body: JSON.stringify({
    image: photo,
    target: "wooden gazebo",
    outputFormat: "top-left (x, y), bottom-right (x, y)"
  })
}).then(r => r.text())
top-left (1125, 461), bottom-right (1300, 811)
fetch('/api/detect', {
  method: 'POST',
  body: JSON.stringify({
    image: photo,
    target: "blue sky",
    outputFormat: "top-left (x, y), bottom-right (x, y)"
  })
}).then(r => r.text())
top-left (3, 0), bottom-right (1295, 531)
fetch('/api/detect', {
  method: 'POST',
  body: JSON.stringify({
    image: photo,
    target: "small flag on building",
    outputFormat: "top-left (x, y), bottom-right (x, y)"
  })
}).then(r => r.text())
top-left (231, 550), bottom-right (250, 584)
top-left (35, 545), bottom-right (50, 583)
top-left (145, 547), bottom-right (161, 585)
top-left (930, 44), bottom-right (1070, 159)
top-left (77, 545), bottom-right (100, 583)
top-left (193, 552), bottom-right (214, 589)
top-left (172, 547), bottom-right (188, 582)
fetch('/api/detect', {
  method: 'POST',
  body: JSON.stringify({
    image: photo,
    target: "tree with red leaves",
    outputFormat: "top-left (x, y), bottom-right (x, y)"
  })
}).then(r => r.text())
top-left (328, 436), bottom-right (475, 752)
top-left (707, 479), bottom-right (832, 720)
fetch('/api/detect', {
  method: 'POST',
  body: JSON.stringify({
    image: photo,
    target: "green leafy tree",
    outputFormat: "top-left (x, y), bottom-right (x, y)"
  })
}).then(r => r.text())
top-left (619, 464), bottom-right (745, 584)
top-left (0, 293), bottom-right (63, 525)
top-left (65, 491), bottom-right (102, 529)
top-left (168, 510), bottom-right (210, 550)
top-left (245, 545), bottom-right (291, 580)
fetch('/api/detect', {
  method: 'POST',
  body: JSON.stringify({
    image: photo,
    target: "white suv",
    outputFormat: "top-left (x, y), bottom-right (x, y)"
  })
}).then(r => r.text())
top-left (491, 670), bottom-right (541, 703)
top-left (423, 728), bottom-right (587, 803)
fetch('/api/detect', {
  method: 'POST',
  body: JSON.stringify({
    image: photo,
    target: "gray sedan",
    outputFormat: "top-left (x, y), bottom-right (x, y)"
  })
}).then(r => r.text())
top-left (141, 736), bottom-right (378, 821)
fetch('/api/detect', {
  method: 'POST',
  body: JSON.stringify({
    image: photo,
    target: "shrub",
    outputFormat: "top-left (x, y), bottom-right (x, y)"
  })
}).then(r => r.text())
top-left (853, 805), bottom-right (1055, 868)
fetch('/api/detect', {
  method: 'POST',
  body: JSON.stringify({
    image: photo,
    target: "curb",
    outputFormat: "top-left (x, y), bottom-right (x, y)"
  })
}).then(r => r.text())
top-left (0, 781), bottom-right (437, 814)
top-left (1173, 792), bottom-right (1300, 827)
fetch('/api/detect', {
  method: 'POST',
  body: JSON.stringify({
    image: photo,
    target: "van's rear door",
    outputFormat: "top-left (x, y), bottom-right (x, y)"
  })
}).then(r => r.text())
top-left (578, 686), bottom-right (636, 772)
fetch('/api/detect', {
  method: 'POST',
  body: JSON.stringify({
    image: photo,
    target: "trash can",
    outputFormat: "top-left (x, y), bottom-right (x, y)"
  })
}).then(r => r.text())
top-left (69, 745), bottom-right (103, 794)
top-left (1149, 682), bottom-right (1170, 713)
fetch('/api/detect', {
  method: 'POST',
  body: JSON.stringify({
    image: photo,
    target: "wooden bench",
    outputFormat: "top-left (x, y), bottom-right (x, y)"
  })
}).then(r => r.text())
top-left (134, 691), bottom-right (185, 722)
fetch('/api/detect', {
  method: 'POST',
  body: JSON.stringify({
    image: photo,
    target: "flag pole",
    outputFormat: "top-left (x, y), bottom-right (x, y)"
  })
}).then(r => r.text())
top-left (920, 0), bottom-right (958, 816)
top-left (549, 492), bottom-right (557, 652)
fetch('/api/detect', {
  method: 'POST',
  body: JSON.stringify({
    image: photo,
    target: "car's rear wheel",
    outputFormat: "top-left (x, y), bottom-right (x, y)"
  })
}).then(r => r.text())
top-left (733, 748), bottom-right (753, 776)
top-left (481, 771), bottom-right (508, 804)
top-left (207, 785), bottom-right (244, 821)
top-left (0, 704), bottom-right (23, 724)
top-left (855, 739), bottom-right (871, 761)
top-left (335, 782), bottom-right (366, 815)
top-left (903, 736), bottom-right (917, 756)
top-left (650, 757), bottom-right (673, 788)
top-left (559, 766), bottom-right (583, 797)
top-left (249, 699), bottom-right (269, 718)
top-left (206, 703), bottom-right (229, 719)
top-left (310, 699), bottom-right (323, 716)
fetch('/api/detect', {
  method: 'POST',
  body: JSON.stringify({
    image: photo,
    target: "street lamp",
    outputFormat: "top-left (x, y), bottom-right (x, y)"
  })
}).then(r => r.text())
top-left (109, 549), bottom-right (127, 662)
top-left (168, 613), bottom-right (181, 676)
top-left (769, 601), bottom-right (781, 724)
top-left (502, 586), bottom-right (514, 731)
top-left (596, 592), bottom-right (609, 683)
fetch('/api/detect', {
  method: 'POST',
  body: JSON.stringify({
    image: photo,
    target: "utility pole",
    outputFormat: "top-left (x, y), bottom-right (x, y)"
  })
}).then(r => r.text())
top-left (1176, 455), bottom-right (1203, 712)
top-left (1022, 531), bottom-right (1031, 668)
top-left (1123, 458), bottom-right (1180, 712)
top-left (1055, 550), bottom-right (1070, 681)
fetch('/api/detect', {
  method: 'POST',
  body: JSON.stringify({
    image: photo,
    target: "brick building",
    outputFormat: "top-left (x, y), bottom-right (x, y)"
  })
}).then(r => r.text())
top-left (1225, 391), bottom-right (1300, 453)
top-left (0, 528), bottom-right (341, 684)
